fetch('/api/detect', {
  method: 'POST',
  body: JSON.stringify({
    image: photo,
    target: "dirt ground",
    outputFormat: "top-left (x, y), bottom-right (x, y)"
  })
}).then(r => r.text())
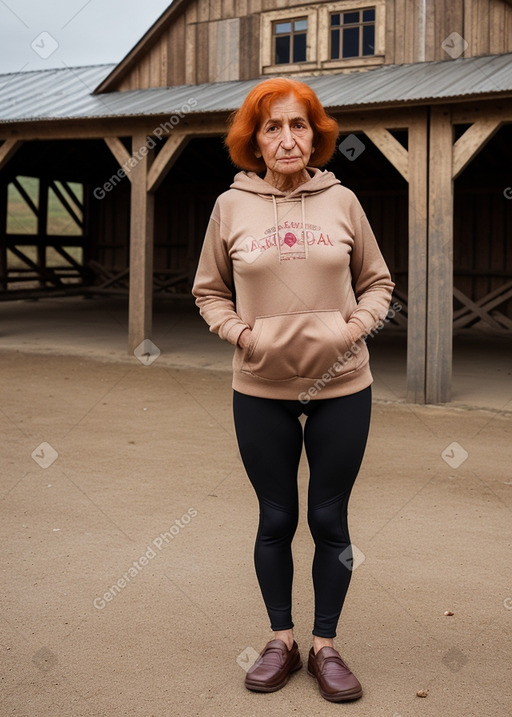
top-left (0, 297), bottom-right (511, 716)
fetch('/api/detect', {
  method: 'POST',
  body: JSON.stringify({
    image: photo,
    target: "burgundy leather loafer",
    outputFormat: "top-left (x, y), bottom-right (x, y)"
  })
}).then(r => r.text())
top-left (244, 639), bottom-right (302, 692)
top-left (308, 646), bottom-right (362, 702)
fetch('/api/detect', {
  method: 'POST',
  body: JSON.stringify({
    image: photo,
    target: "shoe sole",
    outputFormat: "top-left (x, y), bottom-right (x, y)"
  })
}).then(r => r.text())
top-left (245, 658), bottom-right (302, 693)
top-left (307, 667), bottom-right (363, 702)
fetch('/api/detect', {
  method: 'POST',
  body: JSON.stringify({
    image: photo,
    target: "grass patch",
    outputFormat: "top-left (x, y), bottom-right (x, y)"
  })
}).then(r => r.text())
top-left (7, 176), bottom-right (84, 236)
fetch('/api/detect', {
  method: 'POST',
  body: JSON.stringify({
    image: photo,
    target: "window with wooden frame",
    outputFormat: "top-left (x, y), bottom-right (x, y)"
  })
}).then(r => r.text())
top-left (261, 2), bottom-right (383, 74)
top-left (273, 17), bottom-right (308, 65)
top-left (330, 7), bottom-right (376, 59)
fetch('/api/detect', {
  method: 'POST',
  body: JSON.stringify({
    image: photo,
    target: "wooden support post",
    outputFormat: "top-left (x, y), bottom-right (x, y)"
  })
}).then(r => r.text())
top-left (406, 111), bottom-right (428, 403)
top-left (105, 129), bottom-right (193, 353)
top-left (0, 181), bottom-right (7, 291)
top-left (0, 141), bottom-right (22, 292)
top-left (128, 131), bottom-right (155, 353)
top-left (38, 178), bottom-right (48, 289)
top-left (426, 107), bottom-right (453, 403)
top-left (360, 119), bottom-right (427, 401)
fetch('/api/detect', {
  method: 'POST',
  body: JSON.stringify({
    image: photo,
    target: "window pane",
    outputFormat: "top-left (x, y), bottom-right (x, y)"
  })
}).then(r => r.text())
top-left (275, 35), bottom-right (290, 63)
top-left (275, 22), bottom-right (291, 34)
top-left (342, 26), bottom-right (359, 57)
top-left (330, 28), bottom-right (340, 59)
top-left (330, 13), bottom-right (340, 26)
top-left (293, 33), bottom-right (307, 63)
top-left (362, 24), bottom-right (375, 55)
top-left (363, 8), bottom-right (375, 22)
top-left (343, 11), bottom-right (360, 24)
top-left (294, 19), bottom-right (307, 31)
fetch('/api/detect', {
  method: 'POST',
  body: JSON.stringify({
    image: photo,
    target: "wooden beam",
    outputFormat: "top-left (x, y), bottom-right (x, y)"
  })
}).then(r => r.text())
top-left (9, 245), bottom-right (61, 286)
top-left (406, 110), bottom-right (428, 403)
top-left (426, 106), bottom-right (453, 404)
top-left (0, 182), bottom-right (7, 290)
top-left (61, 180), bottom-right (84, 211)
top-left (0, 116), bottom-right (229, 141)
top-left (128, 130), bottom-right (155, 353)
top-left (453, 281), bottom-right (512, 330)
top-left (452, 286), bottom-right (506, 331)
top-left (12, 178), bottom-right (38, 216)
top-left (451, 98), bottom-right (512, 123)
top-left (1, 98), bottom-right (512, 143)
top-left (7, 233), bottom-right (83, 247)
top-left (104, 137), bottom-right (132, 179)
top-left (335, 113), bottom-right (412, 132)
top-left (49, 180), bottom-right (83, 228)
top-left (452, 116), bottom-right (502, 179)
top-left (37, 178), bottom-right (48, 289)
top-left (147, 132), bottom-right (190, 193)
top-left (53, 245), bottom-right (84, 270)
top-left (0, 139), bottom-right (22, 171)
top-left (363, 127), bottom-right (409, 181)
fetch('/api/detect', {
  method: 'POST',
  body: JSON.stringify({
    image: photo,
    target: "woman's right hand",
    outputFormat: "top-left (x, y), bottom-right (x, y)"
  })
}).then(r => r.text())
top-left (237, 327), bottom-right (252, 350)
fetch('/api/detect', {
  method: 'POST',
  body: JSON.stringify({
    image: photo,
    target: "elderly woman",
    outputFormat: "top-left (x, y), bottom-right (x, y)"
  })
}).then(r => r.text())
top-left (192, 78), bottom-right (394, 703)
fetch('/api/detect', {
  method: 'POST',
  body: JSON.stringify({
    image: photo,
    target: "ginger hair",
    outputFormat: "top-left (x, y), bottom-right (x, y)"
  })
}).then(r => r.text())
top-left (225, 78), bottom-right (339, 172)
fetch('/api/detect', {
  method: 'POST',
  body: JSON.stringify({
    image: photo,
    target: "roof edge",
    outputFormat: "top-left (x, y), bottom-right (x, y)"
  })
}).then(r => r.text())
top-left (2, 91), bottom-right (511, 130)
top-left (0, 62), bottom-right (116, 77)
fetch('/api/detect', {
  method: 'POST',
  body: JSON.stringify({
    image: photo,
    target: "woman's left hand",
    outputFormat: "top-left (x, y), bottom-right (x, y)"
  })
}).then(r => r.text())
top-left (346, 322), bottom-right (362, 344)
top-left (237, 327), bottom-right (252, 350)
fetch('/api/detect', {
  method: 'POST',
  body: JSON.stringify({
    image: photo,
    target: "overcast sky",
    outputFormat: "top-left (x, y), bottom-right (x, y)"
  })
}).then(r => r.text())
top-left (0, 0), bottom-right (173, 73)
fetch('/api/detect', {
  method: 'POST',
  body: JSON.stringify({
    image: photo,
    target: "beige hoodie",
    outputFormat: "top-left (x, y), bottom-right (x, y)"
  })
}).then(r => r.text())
top-left (192, 168), bottom-right (395, 401)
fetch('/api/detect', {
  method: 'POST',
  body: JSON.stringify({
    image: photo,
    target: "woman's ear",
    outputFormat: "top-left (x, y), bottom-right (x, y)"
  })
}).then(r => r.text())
top-left (254, 149), bottom-right (262, 158)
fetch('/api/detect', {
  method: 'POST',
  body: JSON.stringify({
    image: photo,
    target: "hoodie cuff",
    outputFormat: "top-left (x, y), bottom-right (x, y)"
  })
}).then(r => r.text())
top-left (348, 309), bottom-right (385, 338)
top-left (223, 320), bottom-right (251, 347)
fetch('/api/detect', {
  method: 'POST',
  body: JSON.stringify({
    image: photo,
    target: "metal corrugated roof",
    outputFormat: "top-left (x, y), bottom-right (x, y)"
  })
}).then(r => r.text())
top-left (0, 64), bottom-right (115, 123)
top-left (0, 53), bottom-right (511, 124)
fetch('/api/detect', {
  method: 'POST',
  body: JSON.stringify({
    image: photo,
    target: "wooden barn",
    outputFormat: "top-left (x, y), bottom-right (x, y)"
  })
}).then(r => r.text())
top-left (1, 0), bottom-right (511, 404)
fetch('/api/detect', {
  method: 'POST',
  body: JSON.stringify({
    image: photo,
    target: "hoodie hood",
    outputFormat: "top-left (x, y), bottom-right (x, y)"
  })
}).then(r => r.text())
top-left (230, 168), bottom-right (341, 261)
top-left (230, 167), bottom-right (340, 198)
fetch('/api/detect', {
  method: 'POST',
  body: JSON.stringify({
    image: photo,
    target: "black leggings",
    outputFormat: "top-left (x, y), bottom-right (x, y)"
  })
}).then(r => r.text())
top-left (233, 386), bottom-right (371, 638)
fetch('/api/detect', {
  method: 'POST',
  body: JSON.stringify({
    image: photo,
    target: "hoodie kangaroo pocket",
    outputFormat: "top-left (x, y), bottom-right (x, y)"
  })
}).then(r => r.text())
top-left (242, 310), bottom-right (368, 381)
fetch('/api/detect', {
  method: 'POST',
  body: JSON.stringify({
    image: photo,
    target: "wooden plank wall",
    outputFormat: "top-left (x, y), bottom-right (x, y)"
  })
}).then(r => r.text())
top-left (208, 18), bottom-right (241, 81)
top-left (454, 188), bottom-right (512, 317)
top-left (112, 0), bottom-right (512, 91)
top-left (358, 190), bottom-right (409, 296)
top-left (389, 0), bottom-right (512, 63)
top-left (153, 187), bottom-right (221, 281)
top-left (88, 181), bottom-right (130, 270)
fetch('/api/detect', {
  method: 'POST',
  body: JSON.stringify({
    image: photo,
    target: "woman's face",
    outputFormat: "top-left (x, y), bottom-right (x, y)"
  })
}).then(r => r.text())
top-left (255, 93), bottom-right (315, 177)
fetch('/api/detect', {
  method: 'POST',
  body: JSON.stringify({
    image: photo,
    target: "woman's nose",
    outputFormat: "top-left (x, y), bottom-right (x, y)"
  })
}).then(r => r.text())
top-left (280, 125), bottom-right (296, 150)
